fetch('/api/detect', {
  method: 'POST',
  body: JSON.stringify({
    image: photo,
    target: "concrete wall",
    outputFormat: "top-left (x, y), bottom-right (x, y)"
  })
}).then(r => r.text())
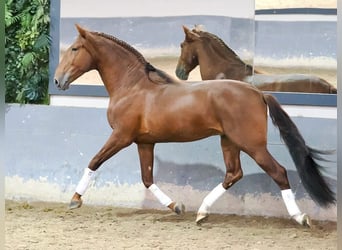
top-left (5, 104), bottom-right (337, 221)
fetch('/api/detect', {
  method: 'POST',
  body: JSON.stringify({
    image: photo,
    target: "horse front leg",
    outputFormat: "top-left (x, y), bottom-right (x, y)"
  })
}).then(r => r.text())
top-left (69, 131), bottom-right (132, 209)
top-left (137, 143), bottom-right (185, 215)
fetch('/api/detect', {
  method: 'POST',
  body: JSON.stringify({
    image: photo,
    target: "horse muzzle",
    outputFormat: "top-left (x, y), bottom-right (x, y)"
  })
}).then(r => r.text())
top-left (175, 67), bottom-right (189, 80)
top-left (54, 73), bottom-right (71, 90)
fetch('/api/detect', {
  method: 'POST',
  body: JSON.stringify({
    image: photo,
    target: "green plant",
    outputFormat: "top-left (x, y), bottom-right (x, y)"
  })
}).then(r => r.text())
top-left (5, 0), bottom-right (51, 104)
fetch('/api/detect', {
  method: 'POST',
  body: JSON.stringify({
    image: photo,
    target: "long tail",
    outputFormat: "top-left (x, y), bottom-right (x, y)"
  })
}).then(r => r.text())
top-left (263, 94), bottom-right (336, 207)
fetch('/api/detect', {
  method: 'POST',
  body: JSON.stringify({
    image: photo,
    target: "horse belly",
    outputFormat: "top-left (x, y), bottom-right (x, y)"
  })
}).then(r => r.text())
top-left (138, 126), bottom-right (221, 143)
top-left (139, 104), bottom-right (222, 143)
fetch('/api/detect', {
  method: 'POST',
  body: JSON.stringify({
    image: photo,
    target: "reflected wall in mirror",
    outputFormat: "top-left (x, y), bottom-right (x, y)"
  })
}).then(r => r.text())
top-left (59, 0), bottom-right (337, 94)
top-left (59, 0), bottom-right (254, 85)
top-left (253, 0), bottom-right (337, 94)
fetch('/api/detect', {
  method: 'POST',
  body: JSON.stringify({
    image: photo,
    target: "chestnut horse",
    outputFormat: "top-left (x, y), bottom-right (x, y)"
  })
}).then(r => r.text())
top-left (54, 25), bottom-right (335, 227)
top-left (176, 26), bottom-right (337, 94)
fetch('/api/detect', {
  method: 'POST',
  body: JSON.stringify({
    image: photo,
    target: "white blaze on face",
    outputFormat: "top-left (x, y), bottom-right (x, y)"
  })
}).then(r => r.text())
top-left (54, 71), bottom-right (71, 90)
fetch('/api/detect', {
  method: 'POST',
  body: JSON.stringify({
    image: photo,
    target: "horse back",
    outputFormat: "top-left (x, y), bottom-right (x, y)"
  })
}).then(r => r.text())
top-left (244, 74), bottom-right (336, 93)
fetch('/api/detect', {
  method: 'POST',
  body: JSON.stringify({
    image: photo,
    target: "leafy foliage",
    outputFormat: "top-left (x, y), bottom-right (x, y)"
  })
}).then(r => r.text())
top-left (5, 0), bottom-right (51, 104)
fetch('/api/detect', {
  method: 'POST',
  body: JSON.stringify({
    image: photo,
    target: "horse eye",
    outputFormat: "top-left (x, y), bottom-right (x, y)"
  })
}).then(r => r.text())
top-left (71, 47), bottom-right (78, 51)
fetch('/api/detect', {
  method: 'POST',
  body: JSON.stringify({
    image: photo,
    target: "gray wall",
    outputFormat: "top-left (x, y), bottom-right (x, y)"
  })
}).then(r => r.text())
top-left (59, 16), bottom-right (336, 59)
top-left (5, 104), bottom-right (337, 220)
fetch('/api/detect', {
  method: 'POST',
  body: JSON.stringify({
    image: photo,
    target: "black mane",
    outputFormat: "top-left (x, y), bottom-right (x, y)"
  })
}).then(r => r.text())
top-left (145, 63), bottom-right (178, 84)
top-left (94, 31), bottom-right (177, 84)
top-left (193, 29), bottom-right (253, 71)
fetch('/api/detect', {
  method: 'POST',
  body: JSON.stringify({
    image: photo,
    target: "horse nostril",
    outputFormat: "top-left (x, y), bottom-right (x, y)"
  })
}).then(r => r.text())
top-left (54, 79), bottom-right (59, 86)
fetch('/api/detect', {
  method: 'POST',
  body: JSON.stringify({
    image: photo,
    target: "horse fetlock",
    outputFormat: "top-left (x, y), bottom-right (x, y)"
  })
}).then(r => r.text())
top-left (293, 213), bottom-right (312, 228)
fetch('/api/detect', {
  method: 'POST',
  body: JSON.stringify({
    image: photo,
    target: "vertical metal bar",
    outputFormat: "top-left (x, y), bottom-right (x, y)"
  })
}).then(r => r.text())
top-left (48, 0), bottom-right (61, 97)
top-left (337, 0), bottom-right (342, 248)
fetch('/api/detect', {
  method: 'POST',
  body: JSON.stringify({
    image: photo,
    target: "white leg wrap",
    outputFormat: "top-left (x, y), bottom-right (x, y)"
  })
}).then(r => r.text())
top-left (198, 183), bottom-right (226, 214)
top-left (148, 184), bottom-right (173, 207)
top-left (75, 168), bottom-right (95, 196)
top-left (281, 189), bottom-right (301, 217)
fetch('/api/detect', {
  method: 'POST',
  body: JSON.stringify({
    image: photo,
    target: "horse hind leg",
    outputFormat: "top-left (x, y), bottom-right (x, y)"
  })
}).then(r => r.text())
top-left (196, 136), bottom-right (243, 224)
top-left (250, 148), bottom-right (311, 227)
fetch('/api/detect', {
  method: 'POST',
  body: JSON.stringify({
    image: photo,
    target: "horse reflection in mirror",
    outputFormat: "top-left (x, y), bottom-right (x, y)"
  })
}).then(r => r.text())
top-left (54, 25), bottom-right (335, 227)
top-left (176, 25), bottom-right (337, 94)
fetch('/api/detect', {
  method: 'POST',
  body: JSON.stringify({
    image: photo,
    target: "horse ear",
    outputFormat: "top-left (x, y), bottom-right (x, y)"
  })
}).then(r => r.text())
top-left (182, 25), bottom-right (190, 33)
top-left (75, 24), bottom-right (87, 38)
top-left (182, 25), bottom-right (192, 37)
top-left (183, 25), bottom-right (200, 42)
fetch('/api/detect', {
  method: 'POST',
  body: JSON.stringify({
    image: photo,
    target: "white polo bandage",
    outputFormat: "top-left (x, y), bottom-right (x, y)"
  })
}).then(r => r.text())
top-left (75, 168), bottom-right (95, 196)
top-left (198, 183), bottom-right (226, 213)
top-left (281, 189), bottom-right (301, 217)
top-left (148, 184), bottom-right (173, 207)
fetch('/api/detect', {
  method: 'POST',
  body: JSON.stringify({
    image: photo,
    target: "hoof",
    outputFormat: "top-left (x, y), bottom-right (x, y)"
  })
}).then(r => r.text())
top-left (300, 214), bottom-right (312, 228)
top-left (68, 199), bottom-right (82, 210)
top-left (173, 202), bottom-right (185, 215)
top-left (196, 213), bottom-right (209, 225)
top-left (294, 213), bottom-right (312, 228)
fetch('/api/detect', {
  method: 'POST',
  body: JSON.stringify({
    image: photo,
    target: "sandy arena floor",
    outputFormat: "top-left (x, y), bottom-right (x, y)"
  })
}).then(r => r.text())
top-left (5, 200), bottom-right (337, 250)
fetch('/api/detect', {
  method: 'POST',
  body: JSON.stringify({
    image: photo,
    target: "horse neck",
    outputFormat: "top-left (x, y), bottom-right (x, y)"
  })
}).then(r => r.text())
top-left (198, 40), bottom-right (254, 80)
top-left (87, 39), bottom-right (148, 96)
top-left (99, 60), bottom-right (145, 96)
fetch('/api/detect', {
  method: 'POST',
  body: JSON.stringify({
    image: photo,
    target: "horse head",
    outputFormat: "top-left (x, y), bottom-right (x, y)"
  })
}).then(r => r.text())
top-left (175, 26), bottom-right (201, 80)
top-left (54, 24), bottom-right (97, 90)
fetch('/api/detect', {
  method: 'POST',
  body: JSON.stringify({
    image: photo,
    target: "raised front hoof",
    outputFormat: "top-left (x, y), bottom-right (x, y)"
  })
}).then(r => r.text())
top-left (173, 202), bottom-right (185, 215)
top-left (68, 199), bottom-right (83, 210)
top-left (294, 213), bottom-right (312, 228)
top-left (196, 213), bottom-right (209, 225)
